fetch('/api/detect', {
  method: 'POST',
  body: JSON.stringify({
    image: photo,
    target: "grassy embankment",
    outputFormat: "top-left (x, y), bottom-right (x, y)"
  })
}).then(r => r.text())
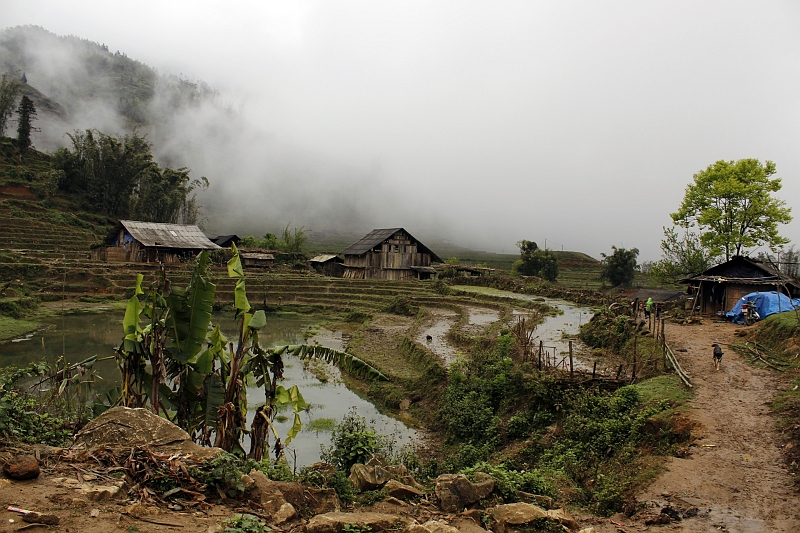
top-left (732, 312), bottom-right (800, 484)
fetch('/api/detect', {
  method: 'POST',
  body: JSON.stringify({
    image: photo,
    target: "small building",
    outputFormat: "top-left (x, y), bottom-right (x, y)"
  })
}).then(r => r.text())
top-left (341, 228), bottom-right (442, 280)
top-left (682, 256), bottom-right (800, 315)
top-left (94, 220), bottom-right (220, 263)
top-left (211, 234), bottom-right (240, 248)
top-left (240, 252), bottom-right (275, 269)
top-left (309, 254), bottom-right (345, 277)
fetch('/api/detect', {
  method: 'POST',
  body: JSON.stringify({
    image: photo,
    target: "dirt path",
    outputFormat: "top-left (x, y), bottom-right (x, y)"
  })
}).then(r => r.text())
top-left (628, 321), bottom-right (800, 532)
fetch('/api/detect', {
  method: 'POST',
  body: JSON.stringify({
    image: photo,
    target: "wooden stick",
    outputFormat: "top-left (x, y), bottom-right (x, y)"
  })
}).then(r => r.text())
top-left (569, 340), bottom-right (574, 379)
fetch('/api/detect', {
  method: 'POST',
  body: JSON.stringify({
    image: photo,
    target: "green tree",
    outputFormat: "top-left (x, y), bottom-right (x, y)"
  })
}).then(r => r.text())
top-left (15, 95), bottom-right (37, 151)
top-left (600, 246), bottom-right (639, 287)
top-left (649, 226), bottom-right (718, 285)
top-left (512, 240), bottom-right (559, 281)
top-left (672, 159), bottom-right (792, 261)
top-left (0, 74), bottom-right (21, 137)
top-left (54, 129), bottom-right (207, 222)
top-left (281, 224), bottom-right (308, 259)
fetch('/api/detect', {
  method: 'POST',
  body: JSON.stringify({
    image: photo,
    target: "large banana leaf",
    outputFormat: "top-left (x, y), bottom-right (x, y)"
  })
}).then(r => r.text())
top-left (121, 273), bottom-right (144, 353)
top-left (166, 252), bottom-right (216, 364)
top-left (227, 243), bottom-right (250, 316)
top-left (268, 345), bottom-right (389, 381)
top-left (202, 373), bottom-right (225, 430)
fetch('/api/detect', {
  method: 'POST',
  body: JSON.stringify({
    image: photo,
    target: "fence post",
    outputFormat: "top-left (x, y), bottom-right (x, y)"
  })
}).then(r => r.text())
top-left (661, 319), bottom-right (667, 371)
top-left (592, 361), bottom-right (597, 379)
top-left (569, 340), bottom-right (574, 379)
top-left (538, 340), bottom-right (543, 371)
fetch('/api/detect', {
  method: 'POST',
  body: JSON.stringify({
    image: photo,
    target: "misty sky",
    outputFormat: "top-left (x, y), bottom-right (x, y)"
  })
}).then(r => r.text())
top-left (5, 1), bottom-right (800, 260)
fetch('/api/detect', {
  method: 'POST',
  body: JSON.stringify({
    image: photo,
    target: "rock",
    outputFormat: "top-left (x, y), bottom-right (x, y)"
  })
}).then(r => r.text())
top-left (546, 508), bottom-right (579, 531)
top-left (489, 503), bottom-right (549, 533)
top-left (451, 517), bottom-right (489, 533)
top-left (435, 474), bottom-right (495, 512)
top-left (399, 399), bottom-right (411, 411)
top-left (408, 521), bottom-right (460, 533)
top-left (273, 502), bottom-right (297, 525)
top-left (249, 470), bottom-right (340, 515)
top-left (22, 513), bottom-right (59, 526)
top-left (577, 529), bottom-right (596, 533)
top-left (51, 477), bottom-right (124, 501)
top-left (350, 463), bottom-right (394, 491)
top-left (385, 479), bottom-right (424, 499)
top-left (308, 462), bottom-right (337, 478)
top-left (307, 487), bottom-right (341, 515)
top-left (3, 455), bottom-right (40, 480)
top-left (240, 474), bottom-right (255, 490)
top-left (74, 407), bottom-right (222, 461)
top-left (306, 511), bottom-right (411, 533)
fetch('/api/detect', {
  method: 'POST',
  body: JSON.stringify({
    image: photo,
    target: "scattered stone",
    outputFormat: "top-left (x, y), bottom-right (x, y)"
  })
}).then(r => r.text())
top-left (51, 477), bottom-right (124, 501)
top-left (435, 474), bottom-right (494, 512)
top-left (240, 474), bottom-right (255, 490)
top-left (273, 502), bottom-right (297, 525)
top-left (399, 399), bottom-right (411, 411)
top-left (74, 406), bottom-right (223, 461)
top-left (350, 456), bottom-right (419, 491)
top-left (385, 479), bottom-right (424, 499)
top-left (22, 512), bottom-right (59, 526)
top-left (308, 462), bottom-right (337, 478)
top-left (546, 508), bottom-right (579, 531)
top-left (90, 509), bottom-right (100, 518)
top-left (488, 503), bottom-right (549, 533)
top-left (577, 529), bottom-right (596, 533)
top-left (306, 511), bottom-right (411, 533)
top-left (406, 520), bottom-right (460, 533)
top-left (3, 455), bottom-right (40, 480)
top-left (660, 506), bottom-right (682, 521)
top-left (451, 517), bottom-right (489, 533)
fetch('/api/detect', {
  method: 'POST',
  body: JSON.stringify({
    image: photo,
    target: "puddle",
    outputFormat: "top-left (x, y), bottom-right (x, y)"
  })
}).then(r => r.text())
top-left (416, 308), bottom-right (460, 364)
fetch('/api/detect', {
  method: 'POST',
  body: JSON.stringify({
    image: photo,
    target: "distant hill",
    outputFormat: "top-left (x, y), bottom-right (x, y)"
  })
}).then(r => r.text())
top-left (0, 25), bottom-right (219, 161)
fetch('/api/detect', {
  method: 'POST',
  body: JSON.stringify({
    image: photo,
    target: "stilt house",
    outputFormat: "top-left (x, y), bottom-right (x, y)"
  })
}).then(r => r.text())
top-left (95, 220), bottom-right (220, 263)
top-left (682, 256), bottom-right (800, 315)
top-left (341, 228), bottom-right (442, 280)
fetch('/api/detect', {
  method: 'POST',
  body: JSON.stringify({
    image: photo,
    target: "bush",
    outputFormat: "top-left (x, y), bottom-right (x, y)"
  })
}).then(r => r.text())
top-left (321, 408), bottom-right (395, 473)
top-left (383, 296), bottom-right (418, 316)
top-left (221, 514), bottom-right (271, 533)
top-left (461, 462), bottom-right (556, 500)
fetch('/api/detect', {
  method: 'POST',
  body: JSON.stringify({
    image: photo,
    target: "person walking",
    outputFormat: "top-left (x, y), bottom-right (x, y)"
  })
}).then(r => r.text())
top-left (645, 297), bottom-right (654, 319)
top-left (712, 343), bottom-right (723, 371)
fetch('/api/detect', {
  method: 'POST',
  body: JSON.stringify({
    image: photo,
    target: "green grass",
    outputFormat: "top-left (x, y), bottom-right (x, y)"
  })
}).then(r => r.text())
top-left (633, 375), bottom-right (692, 408)
top-left (0, 316), bottom-right (43, 342)
top-left (306, 418), bottom-right (336, 433)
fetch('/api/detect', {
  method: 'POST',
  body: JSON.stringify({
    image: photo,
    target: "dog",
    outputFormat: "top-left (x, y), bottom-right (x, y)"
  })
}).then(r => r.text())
top-left (426, 335), bottom-right (433, 342)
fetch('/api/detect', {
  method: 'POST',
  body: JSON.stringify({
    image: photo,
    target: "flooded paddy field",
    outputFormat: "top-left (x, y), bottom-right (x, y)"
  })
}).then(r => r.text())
top-left (0, 310), bottom-right (417, 468)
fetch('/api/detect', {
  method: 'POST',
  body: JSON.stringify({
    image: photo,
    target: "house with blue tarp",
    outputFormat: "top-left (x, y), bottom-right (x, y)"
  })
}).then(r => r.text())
top-left (682, 256), bottom-right (800, 316)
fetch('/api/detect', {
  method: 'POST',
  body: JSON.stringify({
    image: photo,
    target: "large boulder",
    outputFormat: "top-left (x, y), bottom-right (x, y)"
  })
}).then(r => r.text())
top-left (249, 470), bottom-right (340, 516)
top-left (74, 407), bottom-right (222, 461)
top-left (349, 455), bottom-right (420, 491)
top-left (306, 512), bottom-right (412, 533)
top-left (385, 479), bottom-right (424, 499)
top-left (404, 521), bottom-right (461, 533)
top-left (434, 474), bottom-right (495, 512)
top-left (488, 503), bottom-right (548, 533)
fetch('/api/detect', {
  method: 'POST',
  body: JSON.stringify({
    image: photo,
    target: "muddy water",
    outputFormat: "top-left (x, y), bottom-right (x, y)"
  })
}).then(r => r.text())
top-left (451, 286), bottom-right (595, 369)
top-left (416, 308), bottom-right (460, 363)
top-left (0, 311), bottom-right (416, 468)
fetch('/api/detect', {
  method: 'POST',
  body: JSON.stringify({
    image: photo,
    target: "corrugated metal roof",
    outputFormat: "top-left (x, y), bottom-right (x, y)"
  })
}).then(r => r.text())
top-left (341, 228), bottom-right (442, 262)
top-left (309, 254), bottom-right (343, 263)
top-left (119, 220), bottom-right (221, 250)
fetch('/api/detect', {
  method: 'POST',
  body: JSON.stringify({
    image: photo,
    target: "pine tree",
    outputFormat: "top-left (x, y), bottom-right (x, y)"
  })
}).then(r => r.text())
top-left (16, 95), bottom-right (37, 152)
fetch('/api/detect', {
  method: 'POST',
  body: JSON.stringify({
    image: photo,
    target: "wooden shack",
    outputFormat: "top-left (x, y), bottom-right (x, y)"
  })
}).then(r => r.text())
top-left (309, 254), bottom-right (344, 277)
top-left (683, 256), bottom-right (800, 315)
top-left (240, 252), bottom-right (274, 269)
top-left (94, 220), bottom-right (220, 263)
top-left (341, 228), bottom-right (442, 280)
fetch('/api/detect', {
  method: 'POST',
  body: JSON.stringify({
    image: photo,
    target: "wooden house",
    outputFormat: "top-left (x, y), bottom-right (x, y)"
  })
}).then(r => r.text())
top-left (94, 220), bottom-right (220, 263)
top-left (309, 254), bottom-right (345, 277)
top-left (240, 252), bottom-right (275, 269)
top-left (341, 228), bottom-right (442, 280)
top-left (682, 256), bottom-right (800, 315)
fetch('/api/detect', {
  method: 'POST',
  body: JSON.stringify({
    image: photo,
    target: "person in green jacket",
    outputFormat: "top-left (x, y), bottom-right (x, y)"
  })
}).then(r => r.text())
top-left (645, 297), bottom-right (654, 319)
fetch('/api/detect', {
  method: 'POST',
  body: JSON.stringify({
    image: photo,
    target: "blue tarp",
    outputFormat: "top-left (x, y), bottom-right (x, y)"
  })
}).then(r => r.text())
top-left (726, 291), bottom-right (800, 324)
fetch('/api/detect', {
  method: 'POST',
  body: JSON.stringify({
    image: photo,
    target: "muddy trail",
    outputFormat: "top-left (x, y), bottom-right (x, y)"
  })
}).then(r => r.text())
top-left (592, 321), bottom-right (800, 533)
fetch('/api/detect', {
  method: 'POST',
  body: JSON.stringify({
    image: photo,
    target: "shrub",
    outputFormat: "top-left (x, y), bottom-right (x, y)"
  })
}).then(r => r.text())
top-left (321, 408), bottom-right (395, 473)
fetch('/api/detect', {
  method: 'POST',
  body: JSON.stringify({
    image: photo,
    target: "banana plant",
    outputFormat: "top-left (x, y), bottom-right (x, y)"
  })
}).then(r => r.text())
top-left (114, 244), bottom-right (388, 460)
